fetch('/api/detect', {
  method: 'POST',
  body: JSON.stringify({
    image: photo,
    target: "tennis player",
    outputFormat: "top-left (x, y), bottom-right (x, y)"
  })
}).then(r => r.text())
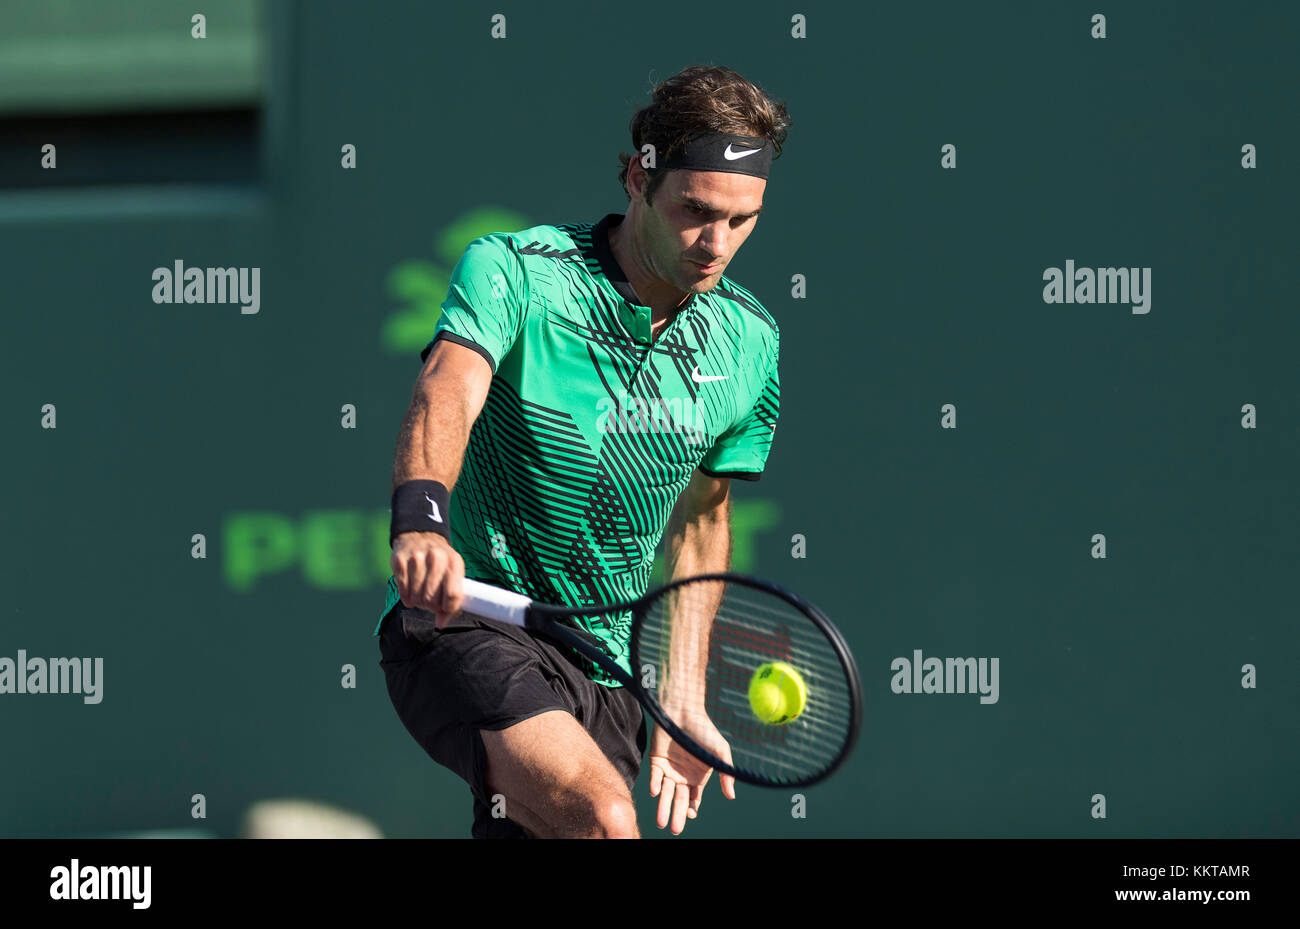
top-left (375, 65), bottom-right (789, 838)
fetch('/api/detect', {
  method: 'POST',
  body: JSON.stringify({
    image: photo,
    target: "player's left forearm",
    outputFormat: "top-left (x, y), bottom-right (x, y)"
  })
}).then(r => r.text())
top-left (663, 480), bottom-right (731, 581)
top-left (659, 473), bottom-right (731, 708)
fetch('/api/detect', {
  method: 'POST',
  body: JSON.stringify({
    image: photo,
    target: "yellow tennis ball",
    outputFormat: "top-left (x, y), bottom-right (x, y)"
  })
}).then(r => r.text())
top-left (748, 661), bottom-right (807, 725)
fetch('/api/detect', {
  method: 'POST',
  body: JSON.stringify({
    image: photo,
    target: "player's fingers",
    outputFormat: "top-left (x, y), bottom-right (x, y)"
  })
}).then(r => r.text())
top-left (689, 768), bottom-right (711, 814)
top-left (721, 773), bottom-right (737, 800)
top-left (717, 743), bottom-right (737, 800)
top-left (670, 781), bottom-right (690, 834)
top-left (400, 554), bottom-right (425, 609)
top-left (655, 774), bottom-right (674, 829)
top-left (391, 548), bottom-right (407, 592)
top-left (418, 549), bottom-right (447, 619)
top-left (648, 761), bottom-right (663, 798)
top-left (432, 555), bottom-right (455, 628)
top-left (441, 550), bottom-right (465, 616)
top-left (689, 777), bottom-right (708, 811)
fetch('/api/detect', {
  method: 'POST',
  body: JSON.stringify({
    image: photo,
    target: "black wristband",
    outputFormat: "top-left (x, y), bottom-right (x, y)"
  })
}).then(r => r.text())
top-left (390, 480), bottom-right (450, 546)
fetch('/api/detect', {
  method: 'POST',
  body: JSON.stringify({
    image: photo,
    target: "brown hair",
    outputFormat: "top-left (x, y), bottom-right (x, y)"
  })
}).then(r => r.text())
top-left (617, 65), bottom-right (791, 203)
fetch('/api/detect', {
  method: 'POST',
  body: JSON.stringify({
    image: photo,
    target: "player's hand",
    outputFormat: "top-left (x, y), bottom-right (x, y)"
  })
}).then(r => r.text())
top-left (648, 714), bottom-right (736, 834)
top-left (391, 532), bottom-right (465, 627)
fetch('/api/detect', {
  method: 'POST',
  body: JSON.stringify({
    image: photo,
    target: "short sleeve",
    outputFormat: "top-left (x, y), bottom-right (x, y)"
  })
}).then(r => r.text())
top-left (700, 330), bottom-right (780, 481)
top-left (421, 233), bottom-right (529, 372)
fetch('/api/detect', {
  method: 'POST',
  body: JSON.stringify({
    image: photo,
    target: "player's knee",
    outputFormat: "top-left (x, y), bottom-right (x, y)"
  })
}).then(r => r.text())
top-left (552, 786), bottom-right (637, 838)
top-left (592, 795), bottom-right (638, 839)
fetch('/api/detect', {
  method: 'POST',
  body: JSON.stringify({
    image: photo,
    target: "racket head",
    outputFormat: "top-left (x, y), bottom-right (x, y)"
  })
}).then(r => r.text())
top-left (629, 572), bottom-right (862, 788)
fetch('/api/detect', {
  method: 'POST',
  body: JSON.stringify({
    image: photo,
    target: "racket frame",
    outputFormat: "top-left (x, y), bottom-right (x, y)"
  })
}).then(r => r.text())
top-left (458, 572), bottom-right (863, 788)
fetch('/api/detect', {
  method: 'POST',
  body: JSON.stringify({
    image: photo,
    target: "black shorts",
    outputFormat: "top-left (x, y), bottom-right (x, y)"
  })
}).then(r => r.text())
top-left (378, 600), bottom-right (646, 838)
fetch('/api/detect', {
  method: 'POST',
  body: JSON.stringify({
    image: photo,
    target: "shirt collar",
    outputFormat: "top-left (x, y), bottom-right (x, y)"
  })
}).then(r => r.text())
top-left (590, 213), bottom-right (700, 343)
top-left (591, 213), bottom-right (642, 306)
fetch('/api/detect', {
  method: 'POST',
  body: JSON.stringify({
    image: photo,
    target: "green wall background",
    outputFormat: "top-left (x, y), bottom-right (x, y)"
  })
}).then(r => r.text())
top-left (2, 1), bottom-right (1297, 838)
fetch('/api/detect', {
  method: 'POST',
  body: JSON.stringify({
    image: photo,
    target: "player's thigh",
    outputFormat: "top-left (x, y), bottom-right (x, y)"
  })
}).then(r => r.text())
top-left (480, 709), bottom-right (637, 836)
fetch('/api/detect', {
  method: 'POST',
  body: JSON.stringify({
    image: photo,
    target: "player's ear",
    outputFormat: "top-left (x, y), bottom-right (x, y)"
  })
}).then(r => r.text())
top-left (626, 159), bottom-right (645, 199)
top-left (629, 159), bottom-right (658, 206)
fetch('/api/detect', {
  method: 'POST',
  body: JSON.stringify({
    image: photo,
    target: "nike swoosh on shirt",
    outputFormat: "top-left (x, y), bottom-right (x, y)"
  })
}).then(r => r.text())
top-left (691, 366), bottom-right (729, 383)
top-left (723, 145), bottom-right (761, 160)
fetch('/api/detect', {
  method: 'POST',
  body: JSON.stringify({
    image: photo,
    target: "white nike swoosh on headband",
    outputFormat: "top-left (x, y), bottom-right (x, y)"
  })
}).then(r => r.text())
top-left (723, 144), bottom-right (761, 160)
top-left (691, 366), bottom-right (729, 383)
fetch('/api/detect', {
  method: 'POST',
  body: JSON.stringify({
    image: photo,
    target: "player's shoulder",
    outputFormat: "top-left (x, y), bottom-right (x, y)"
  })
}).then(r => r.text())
top-left (708, 273), bottom-right (779, 349)
top-left (478, 221), bottom-right (589, 262)
top-left (460, 221), bottom-right (587, 262)
top-left (711, 274), bottom-right (777, 331)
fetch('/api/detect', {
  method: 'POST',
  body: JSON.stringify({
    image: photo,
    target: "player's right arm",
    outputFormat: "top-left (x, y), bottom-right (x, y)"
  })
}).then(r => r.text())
top-left (390, 231), bottom-right (529, 625)
top-left (389, 338), bottom-right (493, 626)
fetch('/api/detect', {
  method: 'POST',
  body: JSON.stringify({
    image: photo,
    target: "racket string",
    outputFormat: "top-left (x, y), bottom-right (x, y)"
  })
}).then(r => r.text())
top-left (636, 577), bottom-right (856, 785)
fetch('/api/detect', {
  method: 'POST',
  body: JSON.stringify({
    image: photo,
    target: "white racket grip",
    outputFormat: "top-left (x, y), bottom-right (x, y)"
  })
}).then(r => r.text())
top-left (459, 578), bottom-right (532, 627)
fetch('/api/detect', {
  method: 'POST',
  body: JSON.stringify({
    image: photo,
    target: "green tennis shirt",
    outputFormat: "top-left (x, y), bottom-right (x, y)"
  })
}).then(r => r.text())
top-left (375, 213), bottom-right (780, 686)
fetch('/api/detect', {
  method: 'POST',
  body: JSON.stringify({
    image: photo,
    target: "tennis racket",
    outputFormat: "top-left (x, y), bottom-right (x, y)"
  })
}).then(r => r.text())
top-left (452, 572), bottom-right (862, 788)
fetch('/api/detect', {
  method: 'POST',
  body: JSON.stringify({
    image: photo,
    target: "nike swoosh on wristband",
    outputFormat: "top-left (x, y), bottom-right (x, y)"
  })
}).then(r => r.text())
top-left (723, 144), bottom-right (761, 160)
top-left (691, 366), bottom-right (729, 383)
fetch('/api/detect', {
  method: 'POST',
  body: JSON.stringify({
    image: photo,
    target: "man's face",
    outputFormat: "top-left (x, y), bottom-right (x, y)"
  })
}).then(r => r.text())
top-left (635, 166), bottom-right (766, 294)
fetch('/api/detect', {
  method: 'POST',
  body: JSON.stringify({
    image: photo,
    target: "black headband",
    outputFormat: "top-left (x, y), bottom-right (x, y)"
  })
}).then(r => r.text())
top-left (657, 132), bottom-right (773, 179)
